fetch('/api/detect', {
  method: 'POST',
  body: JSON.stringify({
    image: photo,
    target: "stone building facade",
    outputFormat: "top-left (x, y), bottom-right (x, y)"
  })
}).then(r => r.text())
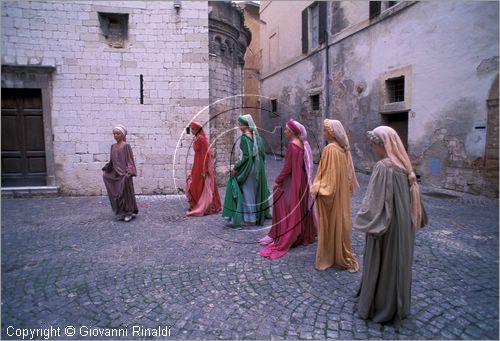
top-left (259, 1), bottom-right (499, 197)
top-left (1, 0), bottom-right (250, 195)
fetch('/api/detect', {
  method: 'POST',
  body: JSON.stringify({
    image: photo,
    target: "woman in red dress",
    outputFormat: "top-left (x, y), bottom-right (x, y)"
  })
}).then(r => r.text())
top-left (259, 119), bottom-right (316, 259)
top-left (185, 121), bottom-right (222, 216)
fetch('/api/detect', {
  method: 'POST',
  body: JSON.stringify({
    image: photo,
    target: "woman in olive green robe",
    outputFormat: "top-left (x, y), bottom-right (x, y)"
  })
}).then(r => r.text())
top-left (222, 115), bottom-right (271, 227)
top-left (354, 126), bottom-right (427, 327)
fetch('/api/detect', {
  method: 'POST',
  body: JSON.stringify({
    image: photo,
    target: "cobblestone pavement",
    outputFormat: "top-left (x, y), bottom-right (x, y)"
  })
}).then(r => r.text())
top-left (2, 156), bottom-right (498, 340)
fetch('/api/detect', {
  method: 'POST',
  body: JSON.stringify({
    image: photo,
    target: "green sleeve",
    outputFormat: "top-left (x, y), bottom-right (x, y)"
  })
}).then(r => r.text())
top-left (234, 136), bottom-right (254, 184)
top-left (257, 135), bottom-right (266, 161)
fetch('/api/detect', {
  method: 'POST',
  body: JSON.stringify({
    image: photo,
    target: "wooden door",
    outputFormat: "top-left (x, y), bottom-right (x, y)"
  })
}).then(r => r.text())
top-left (2, 88), bottom-right (47, 186)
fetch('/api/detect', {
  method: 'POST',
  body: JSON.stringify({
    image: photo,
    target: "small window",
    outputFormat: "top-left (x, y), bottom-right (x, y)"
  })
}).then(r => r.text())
top-left (271, 99), bottom-right (278, 114)
top-left (311, 94), bottom-right (320, 111)
top-left (388, 1), bottom-right (398, 8)
top-left (98, 12), bottom-right (129, 48)
top-left (386, 76), bottom-right (405, 103)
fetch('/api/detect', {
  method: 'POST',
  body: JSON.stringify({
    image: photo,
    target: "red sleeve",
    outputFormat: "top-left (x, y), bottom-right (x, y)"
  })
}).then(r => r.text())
top-left (200, 137), bottom-right (210, 174)
top-left (193, 136), bottom-right (201, 152)
top-left (275, 144), bottom-right (293, 186)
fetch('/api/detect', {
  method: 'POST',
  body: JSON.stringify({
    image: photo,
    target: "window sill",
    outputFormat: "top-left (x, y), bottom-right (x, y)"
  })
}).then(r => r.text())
top-left (307, 42), bottom-right (326, 56)
top-left (369, 1), bottom-right (416, 24)
top-left (381, 102), bottom-right (410, 114)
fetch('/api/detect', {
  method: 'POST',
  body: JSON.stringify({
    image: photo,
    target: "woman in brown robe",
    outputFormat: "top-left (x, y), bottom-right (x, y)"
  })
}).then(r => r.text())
top-left (102, 125), bottom-right (138, 222)
top-left (354, 126), bottom-right (427, 327)
top-left (311, 119), bottom-right (359, 272)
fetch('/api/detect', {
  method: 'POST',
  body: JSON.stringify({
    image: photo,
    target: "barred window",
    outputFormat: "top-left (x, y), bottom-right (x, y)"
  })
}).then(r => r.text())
top-left (311, 94), bottom-right (320, 111)
top-left (386, 76), bottom-right (405, 103)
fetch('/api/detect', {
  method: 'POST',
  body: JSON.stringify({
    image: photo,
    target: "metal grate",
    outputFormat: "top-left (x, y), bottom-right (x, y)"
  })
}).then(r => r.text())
top-left (386, 76), bottom-right (405, 103)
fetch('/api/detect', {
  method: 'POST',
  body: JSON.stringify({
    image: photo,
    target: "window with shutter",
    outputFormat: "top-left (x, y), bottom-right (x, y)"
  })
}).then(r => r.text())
top-left (301, 9), bottom-right (308, 54)
top-left (369, 1), bottom-right (381, 19)
top-left (302, 2), bottom-right (327, 54)
top-left (310, 4), bottom-right (319, 50)
top-left (318, 1), bottom-right (327, 45)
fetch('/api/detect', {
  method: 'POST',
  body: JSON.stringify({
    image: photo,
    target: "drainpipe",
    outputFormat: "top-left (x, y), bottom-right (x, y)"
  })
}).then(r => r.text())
top-left (321, 4), bottom-right (331, 153)
top-left (324, 15), bottom-right (330, 121)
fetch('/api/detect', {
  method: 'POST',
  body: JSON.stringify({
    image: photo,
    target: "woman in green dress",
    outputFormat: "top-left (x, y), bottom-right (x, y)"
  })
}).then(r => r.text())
top-left (222, 115), bottom-right (271, 227)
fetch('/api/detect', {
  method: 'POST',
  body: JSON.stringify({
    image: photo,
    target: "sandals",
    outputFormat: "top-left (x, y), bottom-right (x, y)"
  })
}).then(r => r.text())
top-left (259, 235), bottom-right (273, 245)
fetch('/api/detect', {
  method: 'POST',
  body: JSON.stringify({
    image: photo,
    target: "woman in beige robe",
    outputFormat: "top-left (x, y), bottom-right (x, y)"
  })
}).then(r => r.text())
top-left (311, 119), bottom-right (359, 272)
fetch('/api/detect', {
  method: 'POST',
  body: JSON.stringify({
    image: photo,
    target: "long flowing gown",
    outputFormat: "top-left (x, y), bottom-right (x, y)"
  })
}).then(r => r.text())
top-left (311, 143), bottom-right (359, 271)
top-left (222, 134), bottom-right (271, 227)
top-left (186, 134), bottom-right (222, 216)
top-left (354, 158), bottom-right (427, 327)
top-left (102, 143), bottom-right (139, 218)
top-left (260, 143), bottom-right (316, 259)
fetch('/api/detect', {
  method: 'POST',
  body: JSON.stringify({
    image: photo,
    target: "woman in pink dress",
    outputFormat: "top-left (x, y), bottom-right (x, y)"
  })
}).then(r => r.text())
top-left (259, 119), bottom-right (316, 259)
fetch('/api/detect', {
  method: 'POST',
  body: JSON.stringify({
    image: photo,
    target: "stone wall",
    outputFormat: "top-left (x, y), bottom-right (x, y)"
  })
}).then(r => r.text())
top-left (1, 0), bottom-right (210, 195)
top-left (260, 50), bottom-right (326, 162)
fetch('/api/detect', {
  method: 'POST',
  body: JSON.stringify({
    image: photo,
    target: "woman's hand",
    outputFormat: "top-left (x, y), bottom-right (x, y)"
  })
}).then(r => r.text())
top-left (230, 167), bottom-right (238, 175)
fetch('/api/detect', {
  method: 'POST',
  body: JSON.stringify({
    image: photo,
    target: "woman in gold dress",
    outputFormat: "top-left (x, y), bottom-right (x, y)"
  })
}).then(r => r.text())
top-left (311, 119), bottom-right (359, 272)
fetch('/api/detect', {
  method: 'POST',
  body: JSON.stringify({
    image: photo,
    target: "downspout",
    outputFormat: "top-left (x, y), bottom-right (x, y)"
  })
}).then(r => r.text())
top-left (324, 9), bottom-right (330, 121)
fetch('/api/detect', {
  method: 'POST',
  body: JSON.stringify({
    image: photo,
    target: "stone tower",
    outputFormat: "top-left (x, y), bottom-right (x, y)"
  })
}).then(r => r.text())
top-left (208, 1), bottom-right (251, 184)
